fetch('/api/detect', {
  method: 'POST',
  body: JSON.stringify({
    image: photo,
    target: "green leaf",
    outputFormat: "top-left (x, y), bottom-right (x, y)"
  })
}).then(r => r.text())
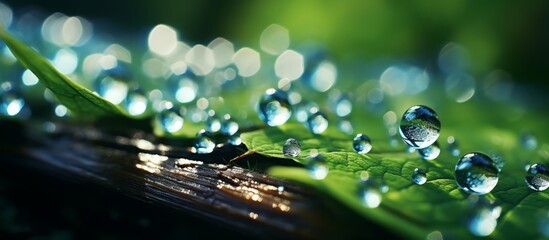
top-left (0, 29), bottom-right (129, 119)
top-left (241, 103), bottom-right (549, 239)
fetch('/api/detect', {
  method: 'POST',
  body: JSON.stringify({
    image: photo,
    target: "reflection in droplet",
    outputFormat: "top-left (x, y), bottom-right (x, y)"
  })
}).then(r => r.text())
top-left (445, 73), bottom-right (476, 103)
top-left (148, 24), bottom-right (178, 56)
top-left (283, 138), bottom-right (301, 158)
top-left (260, 24), bottom-right (290, 55)
top-left (233, 47), bottom-right (260, 77)
top-left (399, 105), bottom-right (441, 149)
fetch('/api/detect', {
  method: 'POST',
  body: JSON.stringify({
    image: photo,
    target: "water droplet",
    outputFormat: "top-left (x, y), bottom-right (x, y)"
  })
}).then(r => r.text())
top-left (125, 90), bottom-right (148, 116)
top-left (447, 136), bottom-right (460, 156)
top-left (194, 129), bottom-right (215, 154)
top-left (333, 94), bottom-right (352, 117)
top-left (358, 179), bottom-right (382, 208)
top-left (227, 134), bottom-right (242, 146)
top-left (220, 116), bottom-right (239, 136)
top-left (306, 111), bottom-right (328, 135)
top-left (399, 105), bottom-right (441, 149)
top-left (455, 152), bottom-right (499, 195)
top-left (353, 133), bottom-right (372, 154)
top-left (157, 107), bottom-right (184, 133)
top-left (525, 163), bottom-right (549, 191)
top-left (520, 132), bottom-right (537, 150)
top-left (283, 138), bottom-right (301, 158)
top-left (418, 141), bottom-right (440, 160)
top-left (338, 119), bottom-right (354, 135)
top-left (412, 168), bottom-right (427, 185)
top-left (306, 152), bottom-right (328, 180)
top-left (257, 88), bottom-right (292, 126)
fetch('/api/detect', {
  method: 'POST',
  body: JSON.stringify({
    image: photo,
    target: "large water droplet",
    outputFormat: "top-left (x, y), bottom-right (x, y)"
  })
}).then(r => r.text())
top-left (399, 105), bottom-right (441, 149)
top-left (125, 90), bottom-right (148, 116)
top-left (194, 129), bottom-right (215, 154)
top-left (520, 132), bottom-right (538, 150)
top-left (257, 88), bottom-right (292, 126)
top-left (157, 107), bottom-right (184, 133)
top-left (358, 178), bottom-right (383, 208)
top-left (220, 115), bottom-right (239, 136)
top-left (283, 138), bottom-right (301, 158)
top-left (455, 152), bottom-right (499, 195)
top-left (353, 133), bottom-right (372, 154)
top-left (306, 151), bottom-right (328, 180)
top-left (418, 141), bottom-right (440, 160)
top-left (412, 168), bottom-right (427, 185)
top-left (306, 111), bottom-right (328, 135)
top-left (447, 136), bottom-right (460, 157)
top-left (525, 163), bottom-right (549, 191)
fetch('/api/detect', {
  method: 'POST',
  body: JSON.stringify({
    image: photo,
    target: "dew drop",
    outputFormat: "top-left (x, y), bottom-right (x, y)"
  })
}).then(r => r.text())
top-left (358, 179), bottom-right (382, 208)
top-left (157, 107), bottom-right (184, 133)
top-left (257, 88), bottom-right (292, 126)
top-left (447, 136), bottom-right (460, 157)
top-left (283, 138), bottom-right (301, 158)
top-left (412, 168), bottom-right (427, 185)
top-left (520, 132), bottom-right (538, 150)
top-left (399, 105), bottom-right (440, 149)
top-left (418, 141), bottom-right (440, 160)
top-left (306, 111), bottom-right (328, 135)
top-left (193, 129), bottom-right (215, 154)
top-left (220, 116), bottom-right (239, 136)
top-left (306, 151), bottom-right (328, 180)
top-left (353, 133), bottom-right (372, 154)
top-left (455, 152), bottom-right (499, 195)
top-left (525, 163), bottom-right (549, 191)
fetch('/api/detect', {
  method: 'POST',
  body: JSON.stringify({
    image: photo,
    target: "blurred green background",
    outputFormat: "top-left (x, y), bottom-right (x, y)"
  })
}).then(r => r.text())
top-left (4, 0), bottom-right (549, 88)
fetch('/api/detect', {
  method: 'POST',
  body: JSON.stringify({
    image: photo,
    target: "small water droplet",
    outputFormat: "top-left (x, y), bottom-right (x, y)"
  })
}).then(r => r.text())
top-left (227, 134), bottom-right (242, 146)
top-left (358, 179), bottom-right (382, 208)
top-left (283, 138), bottom-right (301, 158)
top-left (306, 152), bottom-right (328, 180)
top-left (412, 168), bottom-right (427, 185)
top-left (455, 152), bottom-right (499, 195)
top-left (520, 132), bottom-right (538, 150)
top-left (194, 129), bottom-right (215, 154)
top-left (157, 107), bottom-right (184, 133)
top-left (125, 90), bottom-right (148, 116)
top-left (257, 88), bottom-right (292, 126)
top-left (418, 141), bottom-right (440, 160)
top-left (306, 111), bottom-right (328, 135)
top-left (399, 105), bottom-right (441, 149)
top-left (447, 136), bottom-right (460, 156)
top-left (220, 116), bottom-right (239, 136)
top-left (353, 133), bottom-right (372, 154)
top-left (525, 163), bottom-right (549, 191)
